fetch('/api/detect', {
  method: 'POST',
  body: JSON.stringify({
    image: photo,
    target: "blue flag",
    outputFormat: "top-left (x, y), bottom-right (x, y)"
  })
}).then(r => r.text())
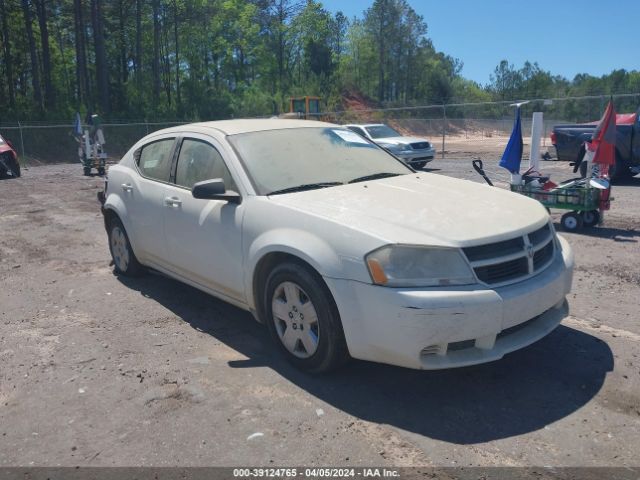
top-left (74, 112), bottom-right (82, 136)
top-left (499, 106), bottom-right (523, 174)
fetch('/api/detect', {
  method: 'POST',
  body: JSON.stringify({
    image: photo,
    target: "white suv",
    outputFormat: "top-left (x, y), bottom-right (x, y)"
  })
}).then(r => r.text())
top-left (101, 119), bottom-right (573, 372)
top-left (345, 123), bottom-right (436, 169)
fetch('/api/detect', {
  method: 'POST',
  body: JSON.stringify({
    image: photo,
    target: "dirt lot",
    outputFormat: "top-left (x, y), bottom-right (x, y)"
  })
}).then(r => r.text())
top-left (1, 157), bottom-right (639, 468)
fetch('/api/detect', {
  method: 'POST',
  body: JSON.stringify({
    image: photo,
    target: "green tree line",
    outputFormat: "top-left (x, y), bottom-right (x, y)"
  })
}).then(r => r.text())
top-left (0, 0), bottom-right (638, 123)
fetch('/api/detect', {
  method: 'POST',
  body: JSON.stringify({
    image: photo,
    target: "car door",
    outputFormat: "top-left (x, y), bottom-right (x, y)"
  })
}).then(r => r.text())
top-left (124, 136), bottom-right (176, 265)
top-left (162, 135), bottom-right (245, 302)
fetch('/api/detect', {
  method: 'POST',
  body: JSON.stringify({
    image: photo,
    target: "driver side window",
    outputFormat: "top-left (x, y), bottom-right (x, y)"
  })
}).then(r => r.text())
top-left (174, 139), bottom-right (237, 191)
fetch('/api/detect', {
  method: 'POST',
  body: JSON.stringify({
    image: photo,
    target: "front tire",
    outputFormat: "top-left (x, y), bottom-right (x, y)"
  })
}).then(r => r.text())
top-left (264, 262), bottom-right (349, 373)
top-left (108, 217), bottom-right (145, 276)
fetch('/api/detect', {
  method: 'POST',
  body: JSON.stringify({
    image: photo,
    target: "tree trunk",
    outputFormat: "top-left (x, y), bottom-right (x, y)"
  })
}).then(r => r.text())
top-left (118, 0), bottom-right (127, 84)
top-left (91, 0), bottom-right (109, 113)
top-left (0, 0), bottom-right (15, 108)
top-left (34, 0), bottom-right (55, 109)
top-left (74, 0), bottom-right (90, 106)
top-left (161, 4), bottom-right (171, 106)
top-left (152, 0), bottom-right (160, 104)
top-left (173, 0), bottom-right (180, 111)
top-left (377, 17), bottom-right (384, 102)
top-left (21, 0), bottom-right (43, 111)
top-left (135, 0), bottom-right (142, 87)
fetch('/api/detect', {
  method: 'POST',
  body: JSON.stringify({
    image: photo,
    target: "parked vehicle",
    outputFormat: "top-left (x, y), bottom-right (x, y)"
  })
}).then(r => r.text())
top-left (344, 123), bottom-right (436, 169)
top-left (100, 119), bottom-right (573, 372)
top-left (551, 108), bottom-right (640, 180)
top-left (0, 133), bottom-right (21, 179)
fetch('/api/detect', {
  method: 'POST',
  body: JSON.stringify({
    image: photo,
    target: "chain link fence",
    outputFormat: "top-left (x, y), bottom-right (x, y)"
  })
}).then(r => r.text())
top-left (1, 93), bottom-right (638, 165)
top-left (0, 121), bottom-right (188, 166)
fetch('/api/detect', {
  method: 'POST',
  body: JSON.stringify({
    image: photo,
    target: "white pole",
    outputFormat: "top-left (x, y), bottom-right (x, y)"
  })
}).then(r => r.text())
top-left (529, 112), bottom-right (543, 172)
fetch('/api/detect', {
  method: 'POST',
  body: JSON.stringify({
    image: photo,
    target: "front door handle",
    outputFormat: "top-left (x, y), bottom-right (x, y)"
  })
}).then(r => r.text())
top-left (121, 183), bottom-right (133, 192)
top-left (164, 196), bottom-right (182, 207)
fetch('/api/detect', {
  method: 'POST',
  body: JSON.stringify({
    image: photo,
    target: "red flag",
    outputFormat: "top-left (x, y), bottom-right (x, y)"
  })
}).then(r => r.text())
top-left (589, 100), bottom-right (616, 166)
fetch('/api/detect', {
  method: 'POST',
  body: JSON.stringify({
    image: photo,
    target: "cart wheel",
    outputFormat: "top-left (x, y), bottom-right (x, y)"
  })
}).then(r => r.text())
top-left (580, 210), bottom-right (600, 227)
top-left (83, 166), bottom-right (91, 176)
top-left (98, 167), bottom-right (105, 176)
top-left (561, 212), bottom-right (583, 231)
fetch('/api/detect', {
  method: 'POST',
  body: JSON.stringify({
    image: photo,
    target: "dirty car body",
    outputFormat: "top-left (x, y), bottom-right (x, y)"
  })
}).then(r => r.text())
top-left (345, 123), bottom-right (436, 169)
top-left (101, 119), bottom-right (574, 371)
top-left (0, 133), bottom-right (20, 179)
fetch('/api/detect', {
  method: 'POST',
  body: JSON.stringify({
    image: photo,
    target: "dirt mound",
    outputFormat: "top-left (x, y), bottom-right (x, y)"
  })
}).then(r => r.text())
top-left (340, 89), bottom-right (380, 112)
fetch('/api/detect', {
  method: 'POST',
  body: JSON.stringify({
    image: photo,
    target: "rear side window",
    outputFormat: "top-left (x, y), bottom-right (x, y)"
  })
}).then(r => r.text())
top-left (137, 138), bottom-right (175, 182)
top-left (174, 139), bottom-right (237, 191)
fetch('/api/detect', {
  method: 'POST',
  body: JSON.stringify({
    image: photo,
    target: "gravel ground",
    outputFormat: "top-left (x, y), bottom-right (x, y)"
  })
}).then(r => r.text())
top-left (0, 158), bottom-right (639, 468)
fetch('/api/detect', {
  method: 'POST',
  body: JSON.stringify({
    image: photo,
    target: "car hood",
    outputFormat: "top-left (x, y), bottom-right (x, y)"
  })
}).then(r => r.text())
top-left (268, 174), bottom-right (548, 247)
top-left (375, 136), bottom-right (431, 146)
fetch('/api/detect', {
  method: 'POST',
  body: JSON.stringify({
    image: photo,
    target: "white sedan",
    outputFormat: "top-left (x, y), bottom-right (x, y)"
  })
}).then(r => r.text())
top-left (101, 119), bottom-right (574, 372)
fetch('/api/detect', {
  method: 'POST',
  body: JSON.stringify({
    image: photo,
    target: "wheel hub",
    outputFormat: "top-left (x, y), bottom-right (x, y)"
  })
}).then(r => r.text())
top-left (110, 227), bottom-right (130, 271)
top-left (271, 281), bottom-right (319, 359)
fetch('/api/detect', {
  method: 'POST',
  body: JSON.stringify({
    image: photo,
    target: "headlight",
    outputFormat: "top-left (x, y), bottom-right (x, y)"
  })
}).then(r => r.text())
top-left (365, 245), bottom-right (476, 287)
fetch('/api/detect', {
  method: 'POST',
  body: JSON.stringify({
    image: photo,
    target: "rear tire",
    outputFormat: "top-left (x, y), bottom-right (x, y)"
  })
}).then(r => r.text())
top-left (0, 152), bottom-right (20, 178)
top-left (580, 210), bottom-right (600, 227)
top-left (561, 211), bottom-right (583, 232)
top-left (264, 261), bottom-right (350, 373)
top-left (412, 161), bottom-right (427, 170)
top-left (107, 217), bottom-right (145, 276)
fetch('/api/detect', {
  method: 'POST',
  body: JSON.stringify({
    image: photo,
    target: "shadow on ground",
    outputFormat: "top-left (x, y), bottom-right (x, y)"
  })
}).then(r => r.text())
top-left (552, 221), bottom-right (640, 243)
top-left (119, 273), bottom-right (613, 445)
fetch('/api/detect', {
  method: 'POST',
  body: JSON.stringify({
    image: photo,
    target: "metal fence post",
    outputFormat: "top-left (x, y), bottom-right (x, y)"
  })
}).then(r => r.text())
top-left (18, 120), bottom-right (26, 159)
top-left (441, 103), bottom-right (446, 159)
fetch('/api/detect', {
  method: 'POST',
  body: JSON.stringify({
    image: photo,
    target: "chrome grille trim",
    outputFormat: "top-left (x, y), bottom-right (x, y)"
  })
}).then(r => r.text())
top-left (462, 223), bottom-right (556, 287)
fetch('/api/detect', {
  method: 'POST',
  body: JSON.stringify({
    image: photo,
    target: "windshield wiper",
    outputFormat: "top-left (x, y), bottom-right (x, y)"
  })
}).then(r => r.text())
top-left (267, 182), bottom-right (343, 196)
top-left (348, 172), bottom-right (402, 184)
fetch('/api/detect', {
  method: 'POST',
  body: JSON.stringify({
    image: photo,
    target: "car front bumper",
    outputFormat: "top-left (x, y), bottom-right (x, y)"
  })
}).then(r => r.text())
top-left (325, 235), bottom-right (574, 370)
top-left (395, 148), bottom-right (436, 165)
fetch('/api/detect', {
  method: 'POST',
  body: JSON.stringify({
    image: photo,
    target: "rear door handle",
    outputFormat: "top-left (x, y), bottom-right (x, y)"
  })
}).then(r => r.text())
top-left (121, 183), bottom-right (133, 192)
top-left (164, 196), bottom-right (182, 207)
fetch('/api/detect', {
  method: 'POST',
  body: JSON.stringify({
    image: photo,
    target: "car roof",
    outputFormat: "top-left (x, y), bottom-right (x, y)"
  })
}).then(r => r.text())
top-left (153, 118), bottom-right (340, 136)
top-left (344, 124), bottom-right (385, 128)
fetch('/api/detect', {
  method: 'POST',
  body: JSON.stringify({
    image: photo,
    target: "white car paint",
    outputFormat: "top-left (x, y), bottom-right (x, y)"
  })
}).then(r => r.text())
top-left (103, 119), bottom-right (573, 370)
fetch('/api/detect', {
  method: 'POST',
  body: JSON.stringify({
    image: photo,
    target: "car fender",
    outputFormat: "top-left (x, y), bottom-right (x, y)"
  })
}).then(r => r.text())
top-left (102, 193), bottom-right (142, 254)
top-left (244, 228), bottom-right (344, 310)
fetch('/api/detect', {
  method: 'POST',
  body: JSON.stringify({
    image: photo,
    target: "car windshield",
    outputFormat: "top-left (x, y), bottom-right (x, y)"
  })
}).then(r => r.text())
top-left (228, 127), bottom-right (411, 195)
top-left (365, 125), bottom-right (401, 139)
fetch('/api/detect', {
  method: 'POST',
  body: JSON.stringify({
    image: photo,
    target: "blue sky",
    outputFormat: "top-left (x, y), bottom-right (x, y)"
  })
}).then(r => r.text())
top-left (321, 0), bottom-right (639, 86)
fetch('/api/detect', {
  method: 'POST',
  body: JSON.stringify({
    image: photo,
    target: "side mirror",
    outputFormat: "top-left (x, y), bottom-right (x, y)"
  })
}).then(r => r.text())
top-left (192, 178), bottom-right (242, 204)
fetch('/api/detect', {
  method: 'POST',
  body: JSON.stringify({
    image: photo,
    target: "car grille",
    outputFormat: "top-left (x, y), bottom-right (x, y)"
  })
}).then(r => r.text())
top-left (411, 142), bottom-right (431, 150)
top-left (462, 223), bottom-right (555, 286)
